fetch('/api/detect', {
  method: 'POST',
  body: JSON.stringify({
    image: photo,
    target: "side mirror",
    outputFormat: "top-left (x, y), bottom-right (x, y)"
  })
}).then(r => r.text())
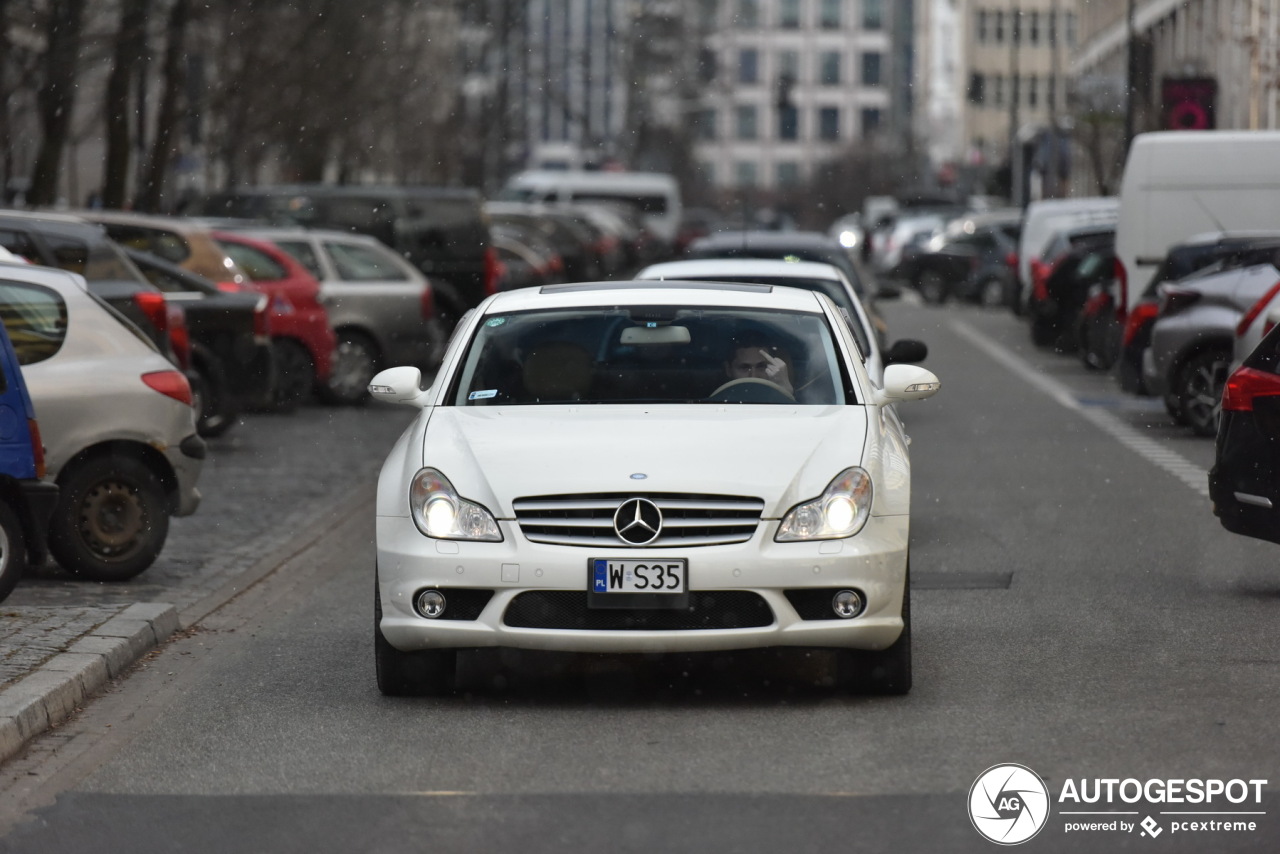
top-left (368, 366), bottom-right (430, 407)
top-left (884, 338), bottom-right (928, 364)
top-left (876, 364), bottom-right (940, 404)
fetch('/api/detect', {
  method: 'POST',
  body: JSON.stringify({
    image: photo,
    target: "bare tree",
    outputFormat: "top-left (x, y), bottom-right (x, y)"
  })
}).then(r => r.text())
top-left (137, 0), bottom-right (190, 211)
top-left (29, 0), bottom-right (89, 206)
top-left (102, 0), bottom-right (151, 208)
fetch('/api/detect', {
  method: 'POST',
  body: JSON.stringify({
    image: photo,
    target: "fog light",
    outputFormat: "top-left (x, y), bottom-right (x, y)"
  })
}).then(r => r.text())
top-left (832, 589), bottom-right (863, 619)
top-left (416, 590), bottom-right (447, 619)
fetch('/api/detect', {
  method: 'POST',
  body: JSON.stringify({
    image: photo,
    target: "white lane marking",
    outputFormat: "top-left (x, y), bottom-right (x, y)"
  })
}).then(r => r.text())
top-left (950, 319), bottom-right (1210, 497)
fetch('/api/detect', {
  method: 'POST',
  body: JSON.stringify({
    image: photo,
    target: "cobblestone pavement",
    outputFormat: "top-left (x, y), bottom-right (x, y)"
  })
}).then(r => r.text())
top-left (1, 400), bottom-right (416, 688)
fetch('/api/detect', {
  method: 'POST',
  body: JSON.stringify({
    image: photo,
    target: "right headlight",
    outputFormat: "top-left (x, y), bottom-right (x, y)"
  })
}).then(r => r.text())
top-left (409, 468), bottom-right (502, 542)
top-left (775, 467), bottom-right (873, 542)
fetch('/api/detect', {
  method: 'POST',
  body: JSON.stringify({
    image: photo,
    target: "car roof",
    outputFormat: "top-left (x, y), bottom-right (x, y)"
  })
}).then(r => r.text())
top-left (692, 230), bottom-right (842, 250)
top-left (636, 258), bottom-right (844, 281)
top-left (0, 211), bottom-right (107, 240)
top-left (236, 226), bottom-right (379, 243)
top-left (487, 280), bottom-right (826, 314)
top-left (1177, 230), bottom-right (1280, 248)
top-left (0, 259), bottom-right (90, 291)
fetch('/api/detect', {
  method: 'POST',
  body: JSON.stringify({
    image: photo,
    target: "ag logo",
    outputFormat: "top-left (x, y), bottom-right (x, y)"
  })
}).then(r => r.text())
top-left (969, 764), bottom-right (1050, 845)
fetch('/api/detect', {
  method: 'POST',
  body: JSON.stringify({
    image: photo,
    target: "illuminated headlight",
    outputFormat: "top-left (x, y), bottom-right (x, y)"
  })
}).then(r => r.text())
top-left (838, 230), bottom-right (858, 248)
top-left (409, 468), bottom-right (502, 542)
top-left (775, 467), bottom-right (873, 541)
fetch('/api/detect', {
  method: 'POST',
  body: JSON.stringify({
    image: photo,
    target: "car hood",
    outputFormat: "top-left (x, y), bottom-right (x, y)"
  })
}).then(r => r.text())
top-left (419, 405), bottom-right (869, 518)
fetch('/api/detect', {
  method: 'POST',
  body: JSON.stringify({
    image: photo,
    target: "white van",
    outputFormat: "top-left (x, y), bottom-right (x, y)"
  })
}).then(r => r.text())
top-left (500, 170), bottom-right (682, 244)
top-left (1116, 130), bottom-right (1280, 316)
top-left (1017, 196), bottom-right (1118, 310)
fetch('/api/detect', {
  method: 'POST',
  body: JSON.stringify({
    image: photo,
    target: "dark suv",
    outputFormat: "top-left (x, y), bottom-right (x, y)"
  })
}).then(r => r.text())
top-left (190, 184), bottom-right (497, 320)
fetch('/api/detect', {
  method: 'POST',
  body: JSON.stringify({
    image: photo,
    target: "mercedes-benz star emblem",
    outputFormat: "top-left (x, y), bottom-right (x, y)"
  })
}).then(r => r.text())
top-left (614, 498), bottom-right (663, 545)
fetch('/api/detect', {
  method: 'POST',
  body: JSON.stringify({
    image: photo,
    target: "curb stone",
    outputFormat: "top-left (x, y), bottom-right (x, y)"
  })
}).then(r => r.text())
top-left (0, 602), bottom-right (179, 765)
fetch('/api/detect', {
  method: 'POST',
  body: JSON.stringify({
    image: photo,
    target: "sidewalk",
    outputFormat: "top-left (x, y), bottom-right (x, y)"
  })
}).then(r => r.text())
top-left (0, 403), bottom-right (409, 767)
top-left (0, 481), bottom-right (377, 766)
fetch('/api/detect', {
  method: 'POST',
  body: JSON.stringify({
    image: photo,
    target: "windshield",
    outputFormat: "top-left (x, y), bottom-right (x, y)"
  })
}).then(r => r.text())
top-left (653, 275), bottom-right (869, 357)
top-left (450, 306), bottom-right (850, 406)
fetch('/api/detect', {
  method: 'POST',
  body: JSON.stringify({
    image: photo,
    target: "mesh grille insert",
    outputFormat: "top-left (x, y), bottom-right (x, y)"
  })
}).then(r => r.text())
top-left (504, 591), bottom-right (773, 630)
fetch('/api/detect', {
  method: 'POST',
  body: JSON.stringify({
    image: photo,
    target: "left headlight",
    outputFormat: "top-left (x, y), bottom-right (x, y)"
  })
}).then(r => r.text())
top-left (409, 468), bottom-right (503, 542)
top-left (775, 467), bottom-right (873, 542)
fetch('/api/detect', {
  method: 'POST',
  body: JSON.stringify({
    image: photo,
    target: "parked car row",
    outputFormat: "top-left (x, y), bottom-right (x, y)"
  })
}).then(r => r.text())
top-left (969, 129), bottom-right (1280, 548)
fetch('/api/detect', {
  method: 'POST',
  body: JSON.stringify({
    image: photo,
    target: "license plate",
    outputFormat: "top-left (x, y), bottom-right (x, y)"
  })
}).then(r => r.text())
top-left (588, 558), bottom-right (689, 610)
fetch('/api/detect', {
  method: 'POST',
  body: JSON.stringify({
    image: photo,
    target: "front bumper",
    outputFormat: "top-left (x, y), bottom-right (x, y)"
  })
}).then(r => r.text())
top-left (376, 514), bottom-right (909, 654)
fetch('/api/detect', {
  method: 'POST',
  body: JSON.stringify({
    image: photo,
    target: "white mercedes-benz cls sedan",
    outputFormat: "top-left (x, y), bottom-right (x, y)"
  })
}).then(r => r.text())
top-left (371, 280), bottom-right (939, 695)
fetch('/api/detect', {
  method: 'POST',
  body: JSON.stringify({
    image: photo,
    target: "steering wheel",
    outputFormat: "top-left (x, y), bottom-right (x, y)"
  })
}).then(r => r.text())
top-left (708, 377), bottom-right (796, 403)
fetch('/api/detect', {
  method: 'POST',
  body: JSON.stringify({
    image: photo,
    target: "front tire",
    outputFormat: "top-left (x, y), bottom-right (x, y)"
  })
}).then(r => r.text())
top-left (271, 338), bottom-right (316, 411)
top-left (375, 577), bottom-right (456, 696)
top-left (192, 358), bottom-right (238, 438)
top-left (917, 270), bottom-right (948, 305)
top-left (0, 501), bottom-right (28, 603)
top-left (321, 331), bottom-right (380, 406)
top-left (833, 565), bottom-right (912, 695)
top-left (1178, 349), bottom-right (1230, 437)
top-left (49, 456), bottom-right (169, 581)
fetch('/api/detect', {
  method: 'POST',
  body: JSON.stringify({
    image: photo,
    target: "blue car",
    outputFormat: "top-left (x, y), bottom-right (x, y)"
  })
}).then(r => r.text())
top-left (0, 314), bottom-right (58, 602)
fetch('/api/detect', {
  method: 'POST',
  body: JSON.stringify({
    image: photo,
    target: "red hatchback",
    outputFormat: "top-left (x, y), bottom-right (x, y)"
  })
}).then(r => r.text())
top-left (213, 231), bottom-right (336, 407)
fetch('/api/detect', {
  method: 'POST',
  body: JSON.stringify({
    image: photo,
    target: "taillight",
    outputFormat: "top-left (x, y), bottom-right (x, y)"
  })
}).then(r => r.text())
top-left (483, 246), bottom-right (501, 296)
top-left (1159, 287), bottom-right (1201, 317)
top-left (253, 294), bottom-right (271, 337)
top-left (28, 419), bottom-right (45, 479)
top-left (167, 303), bottom-right (190, 370)
top-left (132, 291), bottom-right (169, 337)
top-left (1236, 281), bottom-right (1280, 337)
top-left (1221, 366), bottom-right (1280, 412)
top-left (216, 281), bottom-right (243, 293)
top-left (1114, 257), bottom-right (1129, 322)
top-left (1005, 251), bottom-right (1019, 269)
top-left (1121, 301), bottom-right (1159, 348)
top-left (420, 284), bottom-right (435, 321)
top-left (141, 370), bottom-right (193, 406)
top-left (1031, 260), bottom-right (1049, 301)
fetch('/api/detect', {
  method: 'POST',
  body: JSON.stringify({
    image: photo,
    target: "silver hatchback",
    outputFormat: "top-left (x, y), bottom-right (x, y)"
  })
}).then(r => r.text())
top-left (1146, 260), bottom-right (1280, 436)
top-left (242, 229), bottom-right (449, 404)
top-left (0, 263), bottom-right (204, 580)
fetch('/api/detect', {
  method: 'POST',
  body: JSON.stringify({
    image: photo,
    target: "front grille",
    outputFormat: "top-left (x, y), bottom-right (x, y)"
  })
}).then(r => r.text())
top-left (513, 492), bottom-right (764, 548)
top-left (504, 591), bottom-right (774, 630)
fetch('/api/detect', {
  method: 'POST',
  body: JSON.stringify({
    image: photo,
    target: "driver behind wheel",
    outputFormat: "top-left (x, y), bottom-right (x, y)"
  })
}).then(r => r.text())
top-left (723, 333), bottom-right (794, 398)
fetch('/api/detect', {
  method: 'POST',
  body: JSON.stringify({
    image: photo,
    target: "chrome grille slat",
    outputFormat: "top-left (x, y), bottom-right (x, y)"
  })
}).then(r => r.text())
top-left (513, 492), bottom-right (764, 548)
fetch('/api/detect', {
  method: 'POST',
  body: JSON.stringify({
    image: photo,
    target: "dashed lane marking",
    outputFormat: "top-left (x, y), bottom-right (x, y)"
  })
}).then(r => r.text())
top-left (950, 319), bottom-right (1209, 497)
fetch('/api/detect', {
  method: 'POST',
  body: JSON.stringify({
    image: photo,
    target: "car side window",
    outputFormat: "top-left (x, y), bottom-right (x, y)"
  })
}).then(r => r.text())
top-left (274, 241), bottom-right (325, 279)
top-left (0, 280), bottom-right (68, 365)
top-left (0, 229), bottom-right (42, 264)
top-left (323, 241), bottom-right (410, 282)
top-left (219, 242), bottom-right (286, 281)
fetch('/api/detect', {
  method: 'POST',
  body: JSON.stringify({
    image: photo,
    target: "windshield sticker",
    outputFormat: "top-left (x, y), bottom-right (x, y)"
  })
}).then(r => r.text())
top-left (485, 317), bottom-right (507, 328)
top-left (469, 389), bottom-right (498, 400)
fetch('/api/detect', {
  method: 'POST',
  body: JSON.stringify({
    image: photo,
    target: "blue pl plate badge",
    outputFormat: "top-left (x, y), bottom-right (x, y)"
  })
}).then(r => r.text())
top-left (468, 389), bottom-right (498, 400)
top-left (593, 559), bottom-right (608, 592)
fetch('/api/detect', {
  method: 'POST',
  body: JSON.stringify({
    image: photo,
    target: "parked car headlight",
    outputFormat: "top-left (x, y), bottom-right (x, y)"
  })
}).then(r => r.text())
top-left (775, 467), bottom-right (873, 541)
top-left (409, 468), bottom-right (502, 542)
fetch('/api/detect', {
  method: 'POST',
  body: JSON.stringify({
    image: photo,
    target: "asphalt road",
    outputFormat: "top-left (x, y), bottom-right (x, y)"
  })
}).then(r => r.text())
top-left (1, 297), bottom-right (1277, 853)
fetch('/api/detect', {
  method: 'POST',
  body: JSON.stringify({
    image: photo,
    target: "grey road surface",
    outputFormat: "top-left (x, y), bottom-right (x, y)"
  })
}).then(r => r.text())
top-left (1, 299), bottom-right (1276, 853)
